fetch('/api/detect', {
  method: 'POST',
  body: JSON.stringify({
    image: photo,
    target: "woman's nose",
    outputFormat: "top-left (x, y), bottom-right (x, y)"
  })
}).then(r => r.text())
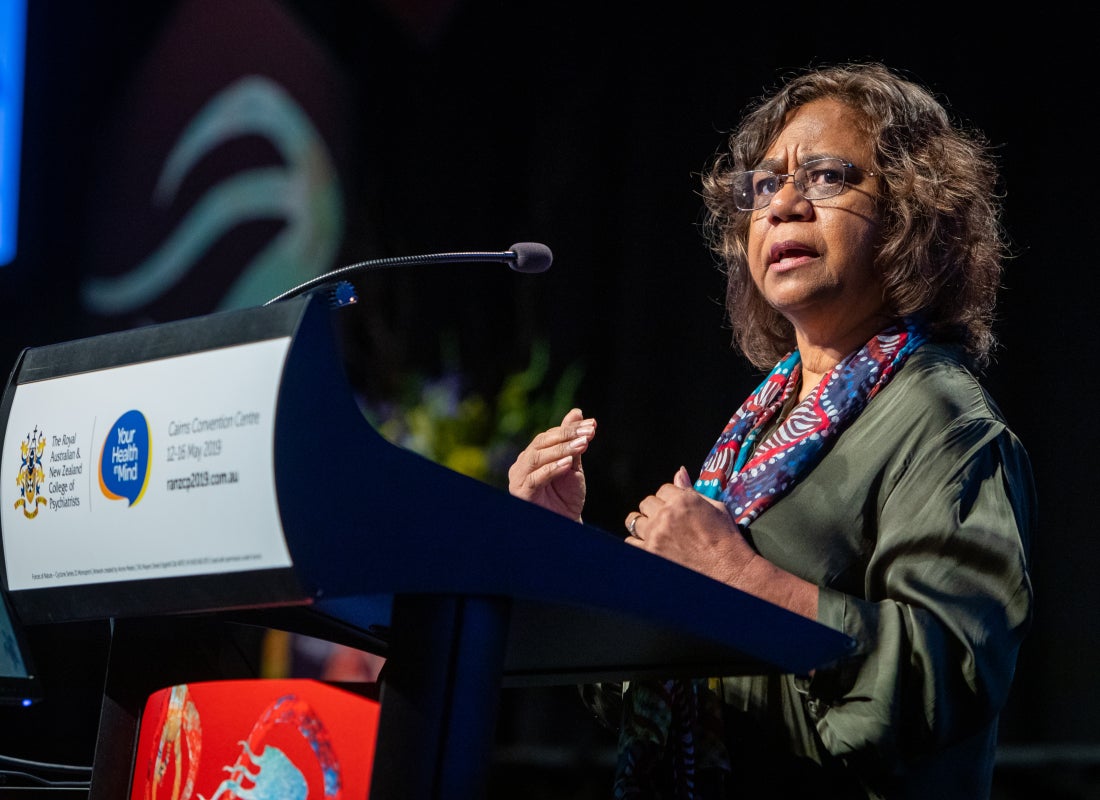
top-left (767, 178), bottom-right (812, 220)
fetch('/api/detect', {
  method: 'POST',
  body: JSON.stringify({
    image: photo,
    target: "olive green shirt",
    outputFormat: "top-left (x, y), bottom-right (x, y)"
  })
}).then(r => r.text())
top-left (718, 343), bottom-right (1035, 798)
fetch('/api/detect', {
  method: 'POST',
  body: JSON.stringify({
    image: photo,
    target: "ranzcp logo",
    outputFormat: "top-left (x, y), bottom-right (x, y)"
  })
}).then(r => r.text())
top-left (13, 426), bottom-right (47, 519)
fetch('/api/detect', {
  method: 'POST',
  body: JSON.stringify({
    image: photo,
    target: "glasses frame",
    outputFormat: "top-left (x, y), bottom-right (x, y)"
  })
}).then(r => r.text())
top-left (731, 157), bottom-right (876, 212)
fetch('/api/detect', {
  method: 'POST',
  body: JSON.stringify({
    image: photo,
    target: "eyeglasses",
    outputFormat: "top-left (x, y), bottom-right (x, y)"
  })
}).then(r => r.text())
top-left (730, 157), bottom-right (875, 211)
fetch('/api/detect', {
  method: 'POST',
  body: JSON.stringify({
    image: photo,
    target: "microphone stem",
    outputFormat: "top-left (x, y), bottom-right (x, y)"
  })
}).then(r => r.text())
top-left (263, 250), bottom-right (516, 306)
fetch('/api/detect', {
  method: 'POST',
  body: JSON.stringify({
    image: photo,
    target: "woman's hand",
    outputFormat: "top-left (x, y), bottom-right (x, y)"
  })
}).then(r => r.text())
top-left (625, 467), bottom-right (818, 619)
top-left (624, 466), bottom-right (756, 584)
top-left (507, 408), bottom-right (595, 522)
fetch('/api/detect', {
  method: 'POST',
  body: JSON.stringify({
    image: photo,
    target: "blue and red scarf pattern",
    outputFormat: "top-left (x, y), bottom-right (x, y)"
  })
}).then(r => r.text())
top-left (695, 320), bottom-right (925, 524)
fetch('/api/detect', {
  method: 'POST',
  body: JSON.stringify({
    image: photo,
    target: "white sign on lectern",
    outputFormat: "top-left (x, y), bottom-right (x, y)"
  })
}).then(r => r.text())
top-left (1, 338), bottom-right (293, 592)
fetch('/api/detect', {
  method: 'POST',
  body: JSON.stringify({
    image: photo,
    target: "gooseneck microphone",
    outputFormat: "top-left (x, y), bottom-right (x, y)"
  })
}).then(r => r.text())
top-left (263, 242), bottom-right (553, 306)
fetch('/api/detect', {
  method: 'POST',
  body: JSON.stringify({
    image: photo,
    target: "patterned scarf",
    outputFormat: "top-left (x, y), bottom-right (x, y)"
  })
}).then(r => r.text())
top-left (614, 319), bottom-right (925, 799)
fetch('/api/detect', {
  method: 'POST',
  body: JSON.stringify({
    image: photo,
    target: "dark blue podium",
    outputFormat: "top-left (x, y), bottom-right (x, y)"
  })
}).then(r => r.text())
top-left (0, 294), bottom-right (856, 799)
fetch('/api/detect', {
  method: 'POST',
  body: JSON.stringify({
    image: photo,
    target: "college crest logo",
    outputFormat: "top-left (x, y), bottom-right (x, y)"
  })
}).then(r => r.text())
top-left (14, 426), bottom-right (47, 519)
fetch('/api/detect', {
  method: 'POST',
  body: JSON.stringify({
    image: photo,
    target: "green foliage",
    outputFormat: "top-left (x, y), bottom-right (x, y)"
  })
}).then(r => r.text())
top-left (364, 339), bottom-right (584, 488)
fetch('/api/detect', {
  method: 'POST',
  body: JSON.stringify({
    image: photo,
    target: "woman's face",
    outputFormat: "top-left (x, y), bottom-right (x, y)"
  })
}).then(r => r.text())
top-left (745, 98), bottom-right (885, 346)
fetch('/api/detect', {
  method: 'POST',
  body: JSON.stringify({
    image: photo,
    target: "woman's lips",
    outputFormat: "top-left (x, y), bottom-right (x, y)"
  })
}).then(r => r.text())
top-left (769, 241), bottom-right (818, 269)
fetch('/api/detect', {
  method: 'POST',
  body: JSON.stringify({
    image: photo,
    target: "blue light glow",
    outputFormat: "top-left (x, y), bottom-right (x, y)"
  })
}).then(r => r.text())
top-left (1, 0), bottom-right (28, 266)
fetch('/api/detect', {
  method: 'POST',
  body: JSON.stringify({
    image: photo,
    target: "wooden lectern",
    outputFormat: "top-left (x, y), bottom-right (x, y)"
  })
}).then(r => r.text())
top-left (0, 293), bottom-right (856, 799)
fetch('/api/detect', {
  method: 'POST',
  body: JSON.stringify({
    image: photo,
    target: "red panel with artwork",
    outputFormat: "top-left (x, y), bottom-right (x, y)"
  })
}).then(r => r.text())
top-left (131, 678), bottom-right (379, 800)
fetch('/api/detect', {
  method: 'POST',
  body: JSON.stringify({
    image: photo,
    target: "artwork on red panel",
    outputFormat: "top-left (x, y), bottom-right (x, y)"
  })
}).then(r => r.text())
top-left (131, 678), bottom-right (379, 800)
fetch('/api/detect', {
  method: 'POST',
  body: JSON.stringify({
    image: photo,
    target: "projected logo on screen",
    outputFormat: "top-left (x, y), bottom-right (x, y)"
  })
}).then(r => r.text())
top-left (99, 410), bottom-right (151, 506)
top-left (13, 427), bottom-right (47, 519)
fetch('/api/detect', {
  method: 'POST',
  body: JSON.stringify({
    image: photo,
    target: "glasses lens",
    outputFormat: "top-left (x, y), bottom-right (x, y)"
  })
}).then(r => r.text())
top-left (731, 172), bottom-right (757, 210)
top-left (797, 158), bottom-right (847, 200)
top-left (732, 170), bottom-right (779, 210)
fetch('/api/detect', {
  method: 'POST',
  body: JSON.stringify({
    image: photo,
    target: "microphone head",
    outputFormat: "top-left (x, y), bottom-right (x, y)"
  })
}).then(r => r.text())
top-left (508, 242), bottom-right (553, 273)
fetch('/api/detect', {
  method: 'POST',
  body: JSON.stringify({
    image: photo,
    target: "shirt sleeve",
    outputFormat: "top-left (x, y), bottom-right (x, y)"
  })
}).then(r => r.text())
top-left (808, 418), bottom-right (1035, 767)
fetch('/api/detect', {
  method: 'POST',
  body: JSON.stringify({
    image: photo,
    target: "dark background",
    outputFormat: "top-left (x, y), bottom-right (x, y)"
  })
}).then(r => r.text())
top-left (1, 1), bottom-right (1093, 797)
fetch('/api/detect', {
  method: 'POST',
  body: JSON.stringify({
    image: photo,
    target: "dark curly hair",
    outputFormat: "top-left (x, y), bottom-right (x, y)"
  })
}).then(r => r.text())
top-left (701, 62), bottom-right (1007, 372)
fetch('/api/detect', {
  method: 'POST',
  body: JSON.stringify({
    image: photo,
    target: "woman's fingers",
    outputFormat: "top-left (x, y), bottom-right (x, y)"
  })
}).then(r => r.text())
top-left (508, 409), bottom-right (595, 494)
top-left (528, 427), bottom-right (591, 468)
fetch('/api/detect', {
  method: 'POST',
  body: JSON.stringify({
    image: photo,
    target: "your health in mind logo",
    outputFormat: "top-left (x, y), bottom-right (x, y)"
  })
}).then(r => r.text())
top-left (99, 410), bottom-right (151, 506)
top-left (14, 426), bottom-right (48, 519)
